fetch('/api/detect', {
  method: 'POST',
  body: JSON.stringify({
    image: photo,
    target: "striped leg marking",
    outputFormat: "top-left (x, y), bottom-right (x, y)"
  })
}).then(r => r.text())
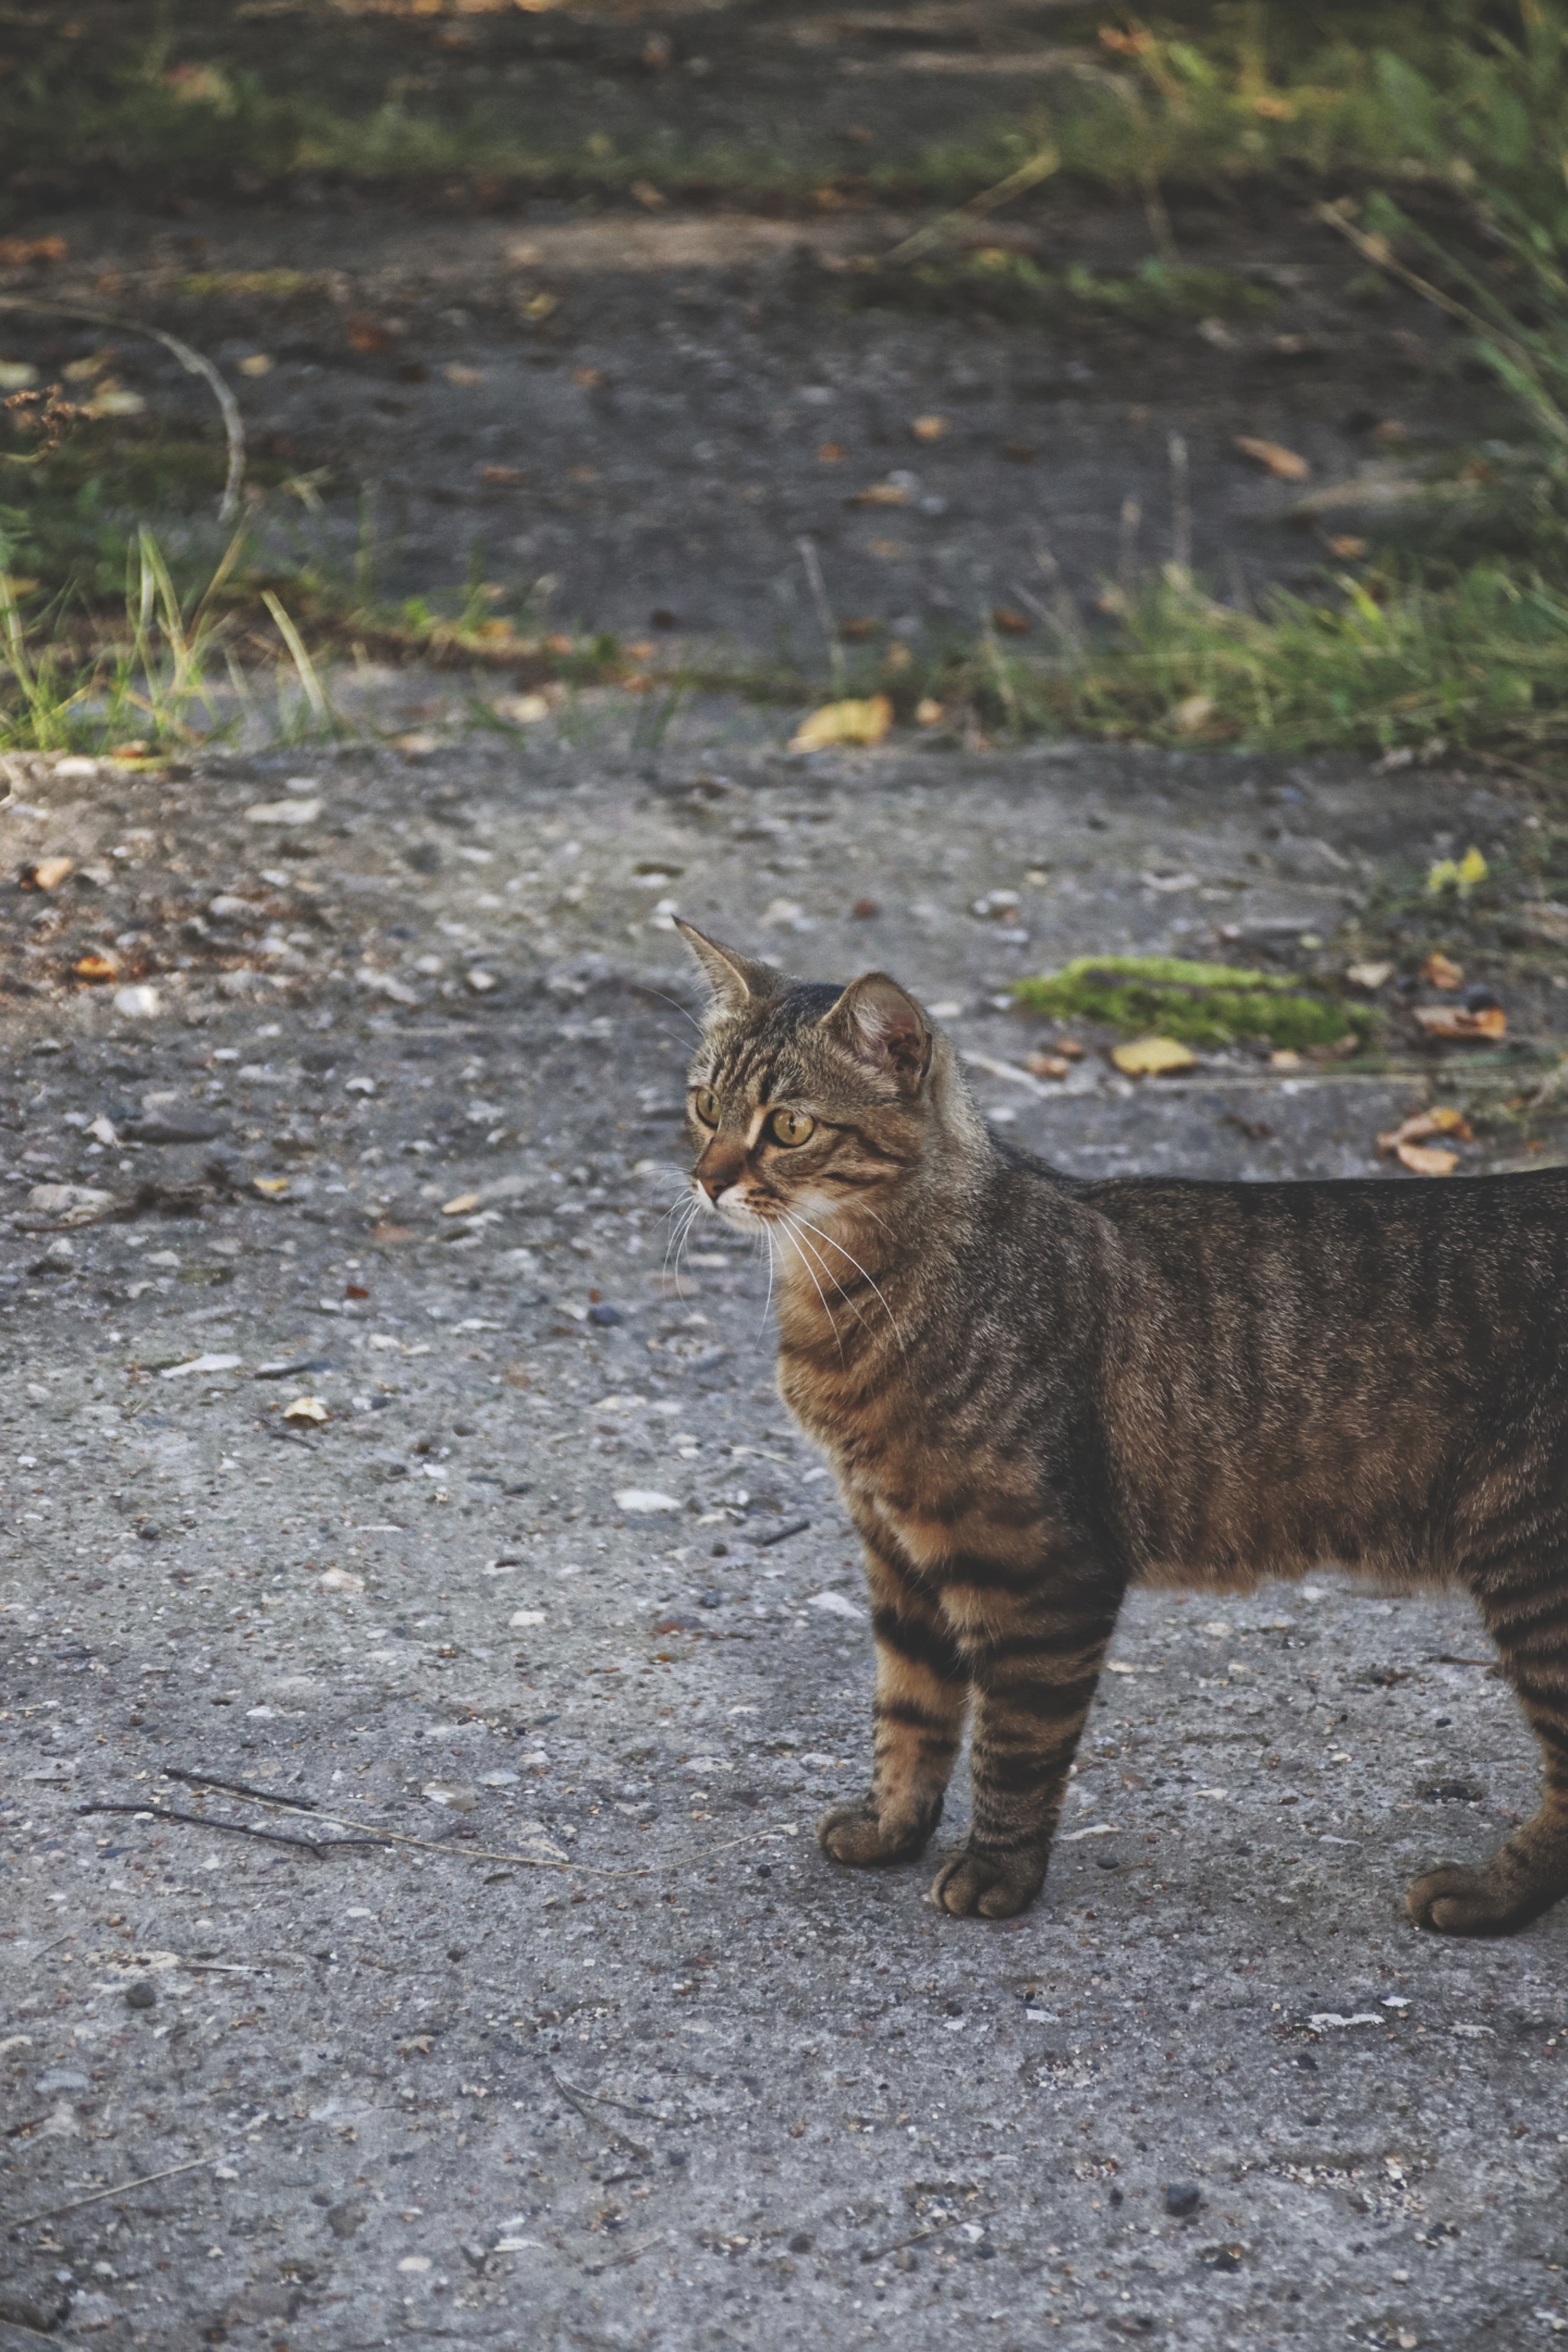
top-left (818, 1546), bottom-right (969, 1870)
top-left (1408, 1562), bottom-right (1568, 1936)
top-left (930, 1573), bottom-right (1119, 1920)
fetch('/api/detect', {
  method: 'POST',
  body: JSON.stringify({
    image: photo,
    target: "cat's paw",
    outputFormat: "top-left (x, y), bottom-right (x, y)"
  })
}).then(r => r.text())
top-left (817, 1797), bottom-right (933, 1868)
top-left (1406, 1860), bottom-right (1557, 1937)
top-left (929, 1847), bottom-right (1045, 1919)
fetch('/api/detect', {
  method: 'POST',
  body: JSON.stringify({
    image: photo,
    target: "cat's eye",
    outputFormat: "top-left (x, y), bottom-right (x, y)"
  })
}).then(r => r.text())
top-left (692, 1088), bottom-right (720, 1128)
top-left (768, 1108), bottom-right (816, 1148)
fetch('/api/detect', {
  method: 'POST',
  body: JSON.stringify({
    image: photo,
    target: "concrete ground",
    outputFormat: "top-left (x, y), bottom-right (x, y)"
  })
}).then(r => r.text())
top-left (3, 714), bottom-right (1568, 2350)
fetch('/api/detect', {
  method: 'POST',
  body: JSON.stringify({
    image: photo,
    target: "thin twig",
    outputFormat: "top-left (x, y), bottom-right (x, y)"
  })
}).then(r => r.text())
top-left (796, 536), bottom-right (846, 694)
top-left (884, 145), bottom-right (1060, 267)
top-left (8, 2149), bottom-right (235, 2235)
top-left (162, 1768), bottom-right (318, 1812)
top-left (1168, 429), bottom-right (1191, 580)
top-left (0, 296), bottom-right (245, 518)
top-left (549, 2069), bottom-right (652, 2160)
top-left (75, 1802), bottom-right (350, 1857)
top-left (185, 1787), bottom-right (641, 1877)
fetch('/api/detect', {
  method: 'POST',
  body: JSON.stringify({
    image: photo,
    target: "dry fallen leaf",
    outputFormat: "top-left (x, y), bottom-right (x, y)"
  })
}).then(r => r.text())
top-left (1173, 694), bottom-right (1215, 734)
top-left (521, 292), bottom-right (557, 322)
top-left (1414, 1004), bottom-right (1506, 1041)
top-left (252, 1175), bottom-right (290, 1198)
top-left (1326, 534), bottom-right (1367, 557)
top-left (816, 442), bottom-right (846, 464)
top-left (789, 694), bottom-right (893, 753)
top-left (915, 697), bottom-right (946, 727)
top-left (1024, 1052), bottom-right (1071, 1080)
top-left (991, 606), bottom-right (1030, 635)
top-left (911, 415), bottom-right (950, 441)
top-left (283, 1396), bottom-right (329, 1423)
top-left (1378, 1107), bottom-right (1473, 1155)
top-left (237, 352), bottom-right (273, 377)
top-left (73, 953), bottom-right (119, 982)
top-left (630, 179), bottom-right (666, 210)
top-left (1345, 960), bottom-right (1393, 990)
top-left (846, 482), bottom-right (911, 508)
top-left (1396, 1140), bottom-right (1459, 1177)
top-left (1422, 950), bottom-right (1464, 990)
top-left (443, 1192), bottom-right (482, 1217)
top-left (1234, 435), bottom-right (1311, 482)
top-left (21, 856), bottom-right (73, 890)
top-left (345, 315), bottom-right (396, 353)
top-left (444, 364), bottom-right (485, 387)
top-left (1111, 1035), bottom-right (1197, 1077)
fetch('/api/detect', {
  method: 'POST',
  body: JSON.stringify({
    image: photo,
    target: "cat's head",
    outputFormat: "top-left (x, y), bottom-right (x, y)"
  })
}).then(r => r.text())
top-left (675, 920), bottom-right (982, 1236)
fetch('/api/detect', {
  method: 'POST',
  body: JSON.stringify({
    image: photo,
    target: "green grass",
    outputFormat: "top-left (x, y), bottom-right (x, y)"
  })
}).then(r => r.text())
top-left (952, 562), bottom-right (1568, 757)
top-left (1013, 955), bottom-right (1371, 1050)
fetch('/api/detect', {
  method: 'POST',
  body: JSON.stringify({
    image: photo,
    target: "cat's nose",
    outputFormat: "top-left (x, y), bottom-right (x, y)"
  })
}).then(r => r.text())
top-left (695, 1143), bottom-right (746, 1200)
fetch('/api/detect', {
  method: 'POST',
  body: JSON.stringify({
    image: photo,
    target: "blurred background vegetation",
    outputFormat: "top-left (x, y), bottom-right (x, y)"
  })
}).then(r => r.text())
top-left (6, 0), bottom-right (1568, 759)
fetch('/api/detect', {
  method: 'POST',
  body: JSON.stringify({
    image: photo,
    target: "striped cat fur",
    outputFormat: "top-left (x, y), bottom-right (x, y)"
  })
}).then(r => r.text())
top-left (678, 920), bottom-right (1568, 1936)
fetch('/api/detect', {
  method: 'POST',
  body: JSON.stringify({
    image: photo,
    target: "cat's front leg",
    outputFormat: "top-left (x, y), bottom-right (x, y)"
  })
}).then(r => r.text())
top-left (817, 1542), bottom-right (969, 1869)
top-left (929, 1568), bottom-right (1121, 1919)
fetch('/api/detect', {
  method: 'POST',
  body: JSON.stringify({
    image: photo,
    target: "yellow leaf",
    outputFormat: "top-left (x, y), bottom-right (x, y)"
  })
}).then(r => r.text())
top-left (443, 1191), bottom-right (482, 1217)
top-left (789, 694), bottom-right (893, 753)
top-left (1428, 846), bottom-right (1488, 897)
top-left (1111, 1035), bottom-right (1197, 1077)
top-left (252, 1175), bottom-right (290, 1197)
top-left (1345, 961), bottom-right (1392, 990)
top-left (1422, 950), bottom-right (1464, 990)
top-left (237, 353), bottom-right (274, 377)
top-left (1233, 435), bottom-right (1311, 482)
top-left (1395, 1140), bottom-right (1458, 1177)
top-left (283, 1396), bottom-right (329, 1423)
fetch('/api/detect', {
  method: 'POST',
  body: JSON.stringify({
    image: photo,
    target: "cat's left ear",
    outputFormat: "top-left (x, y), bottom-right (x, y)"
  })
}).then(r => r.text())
top-left (818, 972), bottom-right (932, 1089)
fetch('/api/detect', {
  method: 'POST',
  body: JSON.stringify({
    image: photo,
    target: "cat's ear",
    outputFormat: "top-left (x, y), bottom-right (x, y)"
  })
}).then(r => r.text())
top-left (675, 920), bottom-right (776, 1014)
top-left (818, 972), bottom-right (932, 1089)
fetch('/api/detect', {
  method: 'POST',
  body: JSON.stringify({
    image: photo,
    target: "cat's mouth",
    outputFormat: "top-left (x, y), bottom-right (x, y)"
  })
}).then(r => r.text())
top-left (694, 1178), bottom-right (774, 1233)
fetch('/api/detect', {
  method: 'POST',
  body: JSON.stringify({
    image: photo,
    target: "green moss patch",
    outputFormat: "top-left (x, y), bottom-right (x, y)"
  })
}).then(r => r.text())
top-left (1013, 955), bottom-right (1371, 1050)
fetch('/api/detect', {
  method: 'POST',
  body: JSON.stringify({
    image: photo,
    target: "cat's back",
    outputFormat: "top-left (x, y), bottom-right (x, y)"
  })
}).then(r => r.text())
top-left (1063, 1160), bottom-right (1568, 1438)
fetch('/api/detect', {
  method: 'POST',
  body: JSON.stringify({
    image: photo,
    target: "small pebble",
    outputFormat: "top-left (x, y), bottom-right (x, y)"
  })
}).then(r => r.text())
top-left (123, 1978), bottom-right (156, 2011)
top-left (1165, 2183), bottom-right (1202, 2218)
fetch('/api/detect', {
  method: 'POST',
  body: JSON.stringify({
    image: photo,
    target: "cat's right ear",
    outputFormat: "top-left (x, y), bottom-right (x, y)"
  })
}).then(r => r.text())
top-left (675, 920), bottom-right (776, 1015)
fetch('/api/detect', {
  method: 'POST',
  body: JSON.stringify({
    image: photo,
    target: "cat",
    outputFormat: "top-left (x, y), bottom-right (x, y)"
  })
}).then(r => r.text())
top-left (676, 917), bottom-right (1568, 1937)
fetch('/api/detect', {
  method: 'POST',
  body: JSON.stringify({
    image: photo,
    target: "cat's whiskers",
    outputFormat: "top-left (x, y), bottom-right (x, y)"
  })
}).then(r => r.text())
top-left (773, 1218), bottom-right (847, 1364)
top-left (777, 1212), bottom-right (873, 1342)
top-left (789, 1209), bottom-right (906, 1354)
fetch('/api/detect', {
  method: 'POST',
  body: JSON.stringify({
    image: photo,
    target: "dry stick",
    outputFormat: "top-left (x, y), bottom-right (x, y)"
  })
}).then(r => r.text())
top-left (188, 1785), bottom-right (642, 1878)
top-left (1168, 429), bottom-right (1192, 580)
top-left (796, 536), bottom-right (846, 695)
top-left (548, 2070), bottom-right (652, 2161)
top-left (0, 296), bottom-right (245, 517)
top-left (884, 145), bottom-right (1061, 268)
top-left (8, 2149), bottom-right (234, 2236)
top-left (1315, 200), bottom-right (1568, 450)
top-left (162, 1767), bottom-right (318, 1812)
top-left (75, 1802), bottom-right (361, 1857)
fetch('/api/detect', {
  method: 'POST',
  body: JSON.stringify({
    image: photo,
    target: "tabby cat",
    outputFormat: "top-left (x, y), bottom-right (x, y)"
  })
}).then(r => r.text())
top-left (677, 919), bottom-right (1568, 1937)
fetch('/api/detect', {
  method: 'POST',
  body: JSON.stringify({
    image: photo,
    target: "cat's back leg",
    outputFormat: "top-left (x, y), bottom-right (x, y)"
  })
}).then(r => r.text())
top-left (1407, 1537), bottom-right (1568, 1936)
